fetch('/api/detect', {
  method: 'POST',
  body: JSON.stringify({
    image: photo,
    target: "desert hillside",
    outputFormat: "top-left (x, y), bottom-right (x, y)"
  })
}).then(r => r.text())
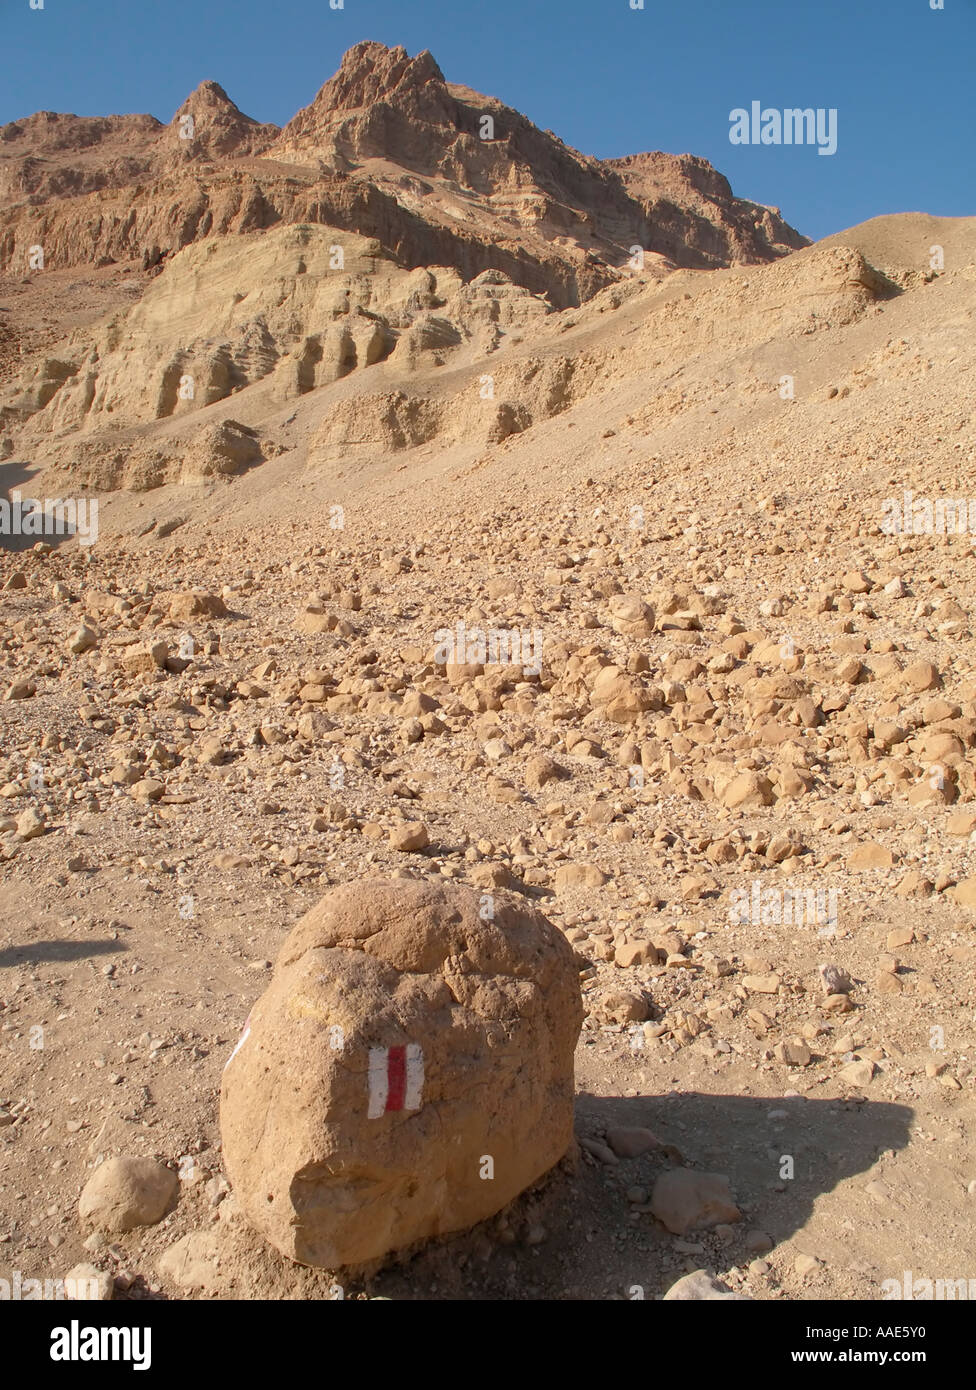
top-left (2, 43), bottom-right (976, 1305)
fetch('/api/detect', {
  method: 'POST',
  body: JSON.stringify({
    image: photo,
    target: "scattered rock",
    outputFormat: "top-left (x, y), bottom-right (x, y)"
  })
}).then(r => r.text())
top-left (157, 1231), bottom-right (221, 1290)
top-left (78, 1157), bottom-right (179, 1233)
top-left (605, 1126), bottom-right (659, 1159)
top-left (838, 1059), bottom-right (875, 1088)
top-left (663, 1269), bottom-right (750, 1301)
top-left (650, 1169), bottom-right (741, 1235)
top-left (63, 1263), bottom-right (114, 1301)
top-left (388, 821), bottom-right (430, 852)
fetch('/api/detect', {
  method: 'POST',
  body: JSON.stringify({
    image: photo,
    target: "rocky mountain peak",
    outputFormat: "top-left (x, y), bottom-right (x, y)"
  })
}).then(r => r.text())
top-left (313, 41), bottom-right (446, 112)
top-left (168, 80), bottom-right (278, 157)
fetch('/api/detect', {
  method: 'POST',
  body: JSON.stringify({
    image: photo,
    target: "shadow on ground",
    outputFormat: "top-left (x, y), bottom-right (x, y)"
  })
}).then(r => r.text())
top-left (1, 460), bottom-right (92, 553)
top-left (210, 1089), bottom-right (914, 1301)
top-left (0, 938), bottom-right (125, 966)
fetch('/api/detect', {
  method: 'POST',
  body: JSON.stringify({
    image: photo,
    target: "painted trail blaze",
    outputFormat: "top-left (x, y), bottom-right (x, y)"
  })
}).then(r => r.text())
top-left (368, 1044), bottom-right (424, 1118)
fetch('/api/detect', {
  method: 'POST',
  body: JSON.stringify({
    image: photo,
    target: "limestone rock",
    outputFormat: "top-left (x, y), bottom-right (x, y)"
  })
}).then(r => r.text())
top-left (78, 1156), bottom-right (178, 1233)
top-left (599, 991), bottom-right (649, 1023)
top-left (663, 1269), bottom-right (750, 1301)
top-left (903, 660), bottom-right (940, 692)
top-left (847, 841), bottom-right (894, 871)
top-left (16, 807), bottom-right (45, 840)
top-left (838, 1059), bottom-right (875, 1088)
top-left (554, 862), bottom-right (607, 890)
top-left (524, 755), bottom-right (567, 790)
top-left (63, 1263), bottom-right (114, 1301)
top-left (719, 771), bottom-right (774, 809)
top-left (220, 877), bottom-right (583, 1268)
top-left (67, 625), bottom-right (98, 655)
top-left (950, 877), bottom-right (976, 909)
top-left (157, 1231), bottom-right (221, 1291)
top-left (166, 591), bottom-right (228, 620)
top-left (589, 666), bottom-right (659, 724)
top-left (605, 1126), bottom-right (659, 1158)
top-left (819, 963), bottom-right (853, 995)
top-left (388, 821), bottom-right (429, 852)
top-left (608, 595), bottom-right (655, 637)
top-left (651, 1169), bottom-right (741, 1235)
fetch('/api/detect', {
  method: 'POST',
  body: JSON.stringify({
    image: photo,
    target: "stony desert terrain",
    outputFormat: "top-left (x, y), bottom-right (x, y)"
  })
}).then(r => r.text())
top-left (2, 42), bottom-right (976, 1303)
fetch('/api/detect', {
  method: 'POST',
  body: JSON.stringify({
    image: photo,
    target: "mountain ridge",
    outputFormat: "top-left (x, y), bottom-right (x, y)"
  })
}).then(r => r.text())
top-left (0, 39), bottom-right (808, 299)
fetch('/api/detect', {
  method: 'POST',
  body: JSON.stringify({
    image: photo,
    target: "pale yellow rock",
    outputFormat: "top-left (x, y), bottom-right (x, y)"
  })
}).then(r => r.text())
top-left (220, 878), bottom-right (582, 1267)
top-left (388, 821), bottom-right (429, 852)
top-left (742, 973), bottom-right (781, 994)
top-left (847, 842), bottom-right (895, 871)
top-left (79, 1157), bottom-right (178, 1233)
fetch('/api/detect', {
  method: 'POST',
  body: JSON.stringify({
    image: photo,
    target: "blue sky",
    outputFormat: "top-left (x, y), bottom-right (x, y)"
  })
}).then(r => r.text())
top-left (1, 0), bottom-right (972, 240)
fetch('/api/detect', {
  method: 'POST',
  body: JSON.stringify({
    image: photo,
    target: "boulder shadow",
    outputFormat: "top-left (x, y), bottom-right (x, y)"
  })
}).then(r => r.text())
top-left (359, 1088), bottom-right (914, 1301)
top-left (564, 1088), bottom-right (915, 1292)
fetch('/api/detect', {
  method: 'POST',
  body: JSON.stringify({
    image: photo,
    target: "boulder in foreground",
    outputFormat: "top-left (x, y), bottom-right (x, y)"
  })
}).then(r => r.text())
top-left (220, 877), bottom-right (583, 1268)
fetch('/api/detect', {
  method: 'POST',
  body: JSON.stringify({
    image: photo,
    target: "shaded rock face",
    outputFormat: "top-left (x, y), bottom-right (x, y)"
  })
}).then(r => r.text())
top-left (220, 877), bottom-right (583, 1269)
top-left (607, 151), bottom-right (810, 268)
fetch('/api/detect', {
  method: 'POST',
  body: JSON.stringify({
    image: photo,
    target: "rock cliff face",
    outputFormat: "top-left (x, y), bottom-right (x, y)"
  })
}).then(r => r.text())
top-left (607, 151), bottom-right (806, 268)
top-left (0, 41), bottom-right (811, 486)
top-left (0, 41), bottom-right (807, 308)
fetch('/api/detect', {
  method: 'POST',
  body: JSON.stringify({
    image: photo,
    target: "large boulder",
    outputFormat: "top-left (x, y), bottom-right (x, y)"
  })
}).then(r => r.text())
top-left (220, 877), bottom-right (582, 1268)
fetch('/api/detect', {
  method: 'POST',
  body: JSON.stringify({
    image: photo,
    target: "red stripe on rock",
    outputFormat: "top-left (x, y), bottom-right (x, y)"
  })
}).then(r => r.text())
top-left (386, 1045), bottom-right (407, 1111)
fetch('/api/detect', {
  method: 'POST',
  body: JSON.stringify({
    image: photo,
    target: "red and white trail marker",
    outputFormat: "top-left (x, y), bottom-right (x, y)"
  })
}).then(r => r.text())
top-left (368, 1044), bottom-right (424, 1118)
